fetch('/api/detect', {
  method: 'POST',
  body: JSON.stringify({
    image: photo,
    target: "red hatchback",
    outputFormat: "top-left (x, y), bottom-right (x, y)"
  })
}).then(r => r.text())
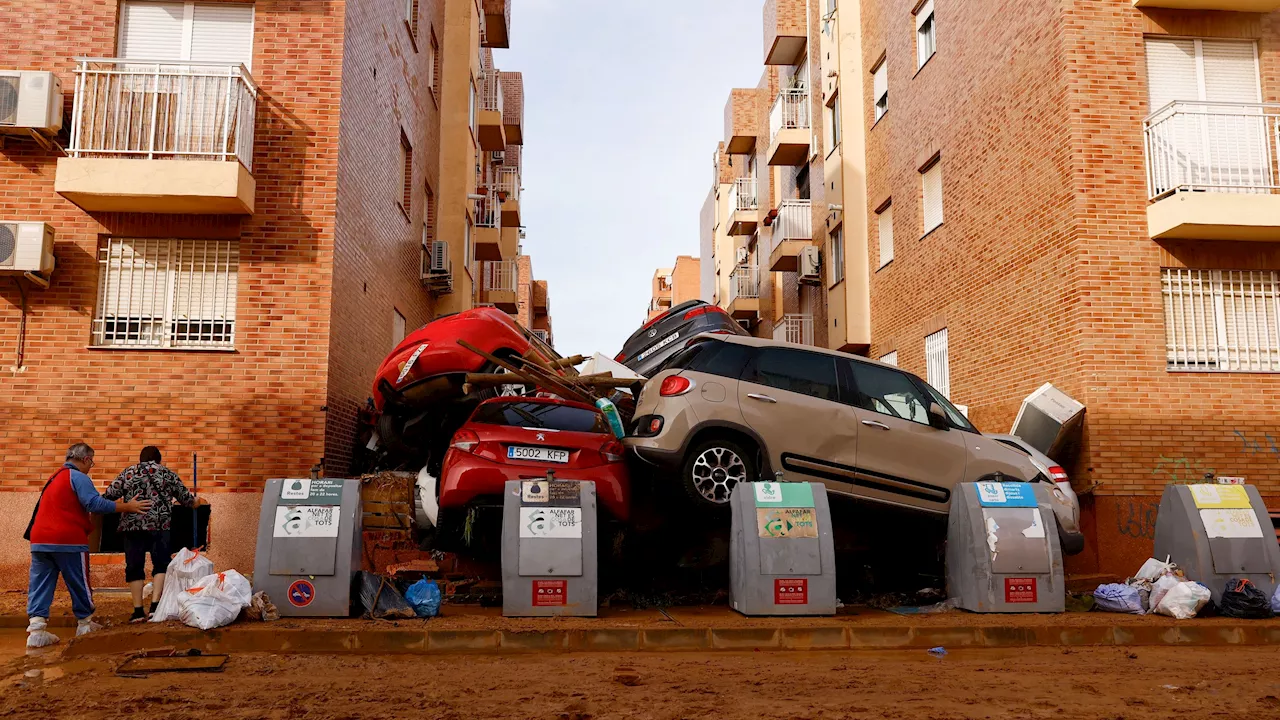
top-left (435, 397), bottom-right (631, 542)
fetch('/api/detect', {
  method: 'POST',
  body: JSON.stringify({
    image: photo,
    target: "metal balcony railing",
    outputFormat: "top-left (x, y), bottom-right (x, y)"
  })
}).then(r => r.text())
top-left (771, 199), bottom-right (812, 251)
top-left (474, 190), bottom-right (500, 228)
top-left (728, 265), bottom-right (759, 304)
top-left (768, 88), bottom-right (810, 141)
top-left (1145, 101), bottom-right (1280, 199)
top-left (69, 58), bottom-right (258, 170)
top-left (773, 314), bottom-right (814, 346)
top-left (482, 260), bottom-right (516, 292)
top-left (730, 177), bottom-right (759, 212)
top-left (480, 69), bottom-right (504, 114)
top-left (496, 166), bottom-right (520, 203)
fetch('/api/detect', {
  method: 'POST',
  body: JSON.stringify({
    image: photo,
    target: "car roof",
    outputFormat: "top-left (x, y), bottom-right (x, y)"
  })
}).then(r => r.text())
top-left (686, 332), bottom-right (902, 371)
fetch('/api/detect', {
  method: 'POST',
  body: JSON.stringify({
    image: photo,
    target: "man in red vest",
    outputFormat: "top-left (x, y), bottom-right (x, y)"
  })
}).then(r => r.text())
top-left (25, 443), bottom-right (151, 648)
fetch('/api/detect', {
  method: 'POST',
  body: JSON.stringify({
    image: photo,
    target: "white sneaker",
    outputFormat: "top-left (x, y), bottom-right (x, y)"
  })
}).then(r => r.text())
top-left (26, 617), bottom-right (60, 648)
top-left (75, 617), bottom-right (103, 637)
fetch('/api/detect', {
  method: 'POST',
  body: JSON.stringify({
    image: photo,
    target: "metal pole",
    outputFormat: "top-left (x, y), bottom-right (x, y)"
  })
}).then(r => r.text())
top-left (192, 452), bottom-right (199, 549)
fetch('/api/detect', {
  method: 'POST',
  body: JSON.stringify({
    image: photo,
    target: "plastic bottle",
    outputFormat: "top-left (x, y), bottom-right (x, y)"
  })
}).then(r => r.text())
top-left (595, 397), bottom-right (625, 439)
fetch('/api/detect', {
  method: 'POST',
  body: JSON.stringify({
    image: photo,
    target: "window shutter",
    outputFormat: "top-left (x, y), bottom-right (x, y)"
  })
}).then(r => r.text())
top-left (878, 205), bottom-right (893, 266)
top-left (922, 162), bottom-right (943, 233)
top-left (1200, 40), bottom-right (1259, 104)
top-left (119, 1), bottom-right (186, 61)
top-left (873, 63), bottom-right (887, 101)
top-left (925, 328), bottom-right (949, 399)
top-left (1144, 37), bottom-right (1197, 110)
top-left (190, 3), bottom-right (255, 69)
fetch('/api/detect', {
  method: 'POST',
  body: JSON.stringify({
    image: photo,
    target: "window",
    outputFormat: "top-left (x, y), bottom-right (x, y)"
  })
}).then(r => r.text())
top-left (659, 339), bottom-right (754, 379)
top-left (872, 60), bottom-right (888, 121)
top-left (877, 203), bottom-right (894, 267)
top-left (1145, 37), bottom-right (1260, 110)
top-left (120, 1), bottom-right (255, 69)
top-left (826, 92), bottom-right (841, 152)
top-left (829, 226), bottom-right (845, 285)
top-left (847, 361), bottom-right (930, 424)
top-left (921, 158), bottom-right (943, 234)
top-left (392, 310), bottom-right (407, 349)
top-left (464, 217), bottom-right (473, 268)
top-left (92, 238), bottom-right (238, 349)
top-left (405, 0), bottom-right (419, 42)
top-left (797, 165), bottom-right (811, 200)
top-left (423, 183), bottom-right (436, 243)
top-left (428, 32), bottom-right (440, 96)
top-left (915, 378), bottom-right (973, 430)
top-left (1161, 268), bottom-right (1280, 372)
top-left (469, 77), bottom-right (477, 132)
top-left (399, 131), bottom-right (413, 215)
top-left (915, 0), bottom-right (936, 70)
top-left (879, 351), bottom-right (898, 366)
top-left (745, 348), bottom-right (839, 402)
top-left (925, 327), bottom-right (950, 399)
top-left (472, 401), bottom-right (608, 433)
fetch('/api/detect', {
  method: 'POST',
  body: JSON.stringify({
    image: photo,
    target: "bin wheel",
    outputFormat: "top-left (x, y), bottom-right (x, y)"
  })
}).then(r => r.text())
top-left (682, 438), bottom-right (755, 509)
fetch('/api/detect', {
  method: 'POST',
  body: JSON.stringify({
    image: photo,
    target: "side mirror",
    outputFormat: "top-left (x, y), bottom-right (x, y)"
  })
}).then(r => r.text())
top-left (927, 402), bottom-right (950, 430)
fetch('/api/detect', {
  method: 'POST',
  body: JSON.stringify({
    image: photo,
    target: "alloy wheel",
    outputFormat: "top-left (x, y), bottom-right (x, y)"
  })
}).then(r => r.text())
top-left (690, 446), bottom-right (747, 504)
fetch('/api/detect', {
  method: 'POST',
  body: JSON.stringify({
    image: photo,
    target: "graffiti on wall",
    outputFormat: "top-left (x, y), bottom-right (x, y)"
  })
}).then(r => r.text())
top-left (1116, 499), bottom-right (1159, 540)
top-left (1234, 430), bottom-right (1280, 459)
top-left (1150, 455), bottom-right (1215, 484)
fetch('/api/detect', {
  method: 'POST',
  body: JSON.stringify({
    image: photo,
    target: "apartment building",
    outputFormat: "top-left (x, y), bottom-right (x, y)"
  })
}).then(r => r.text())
top-left (515, 253), bottom-right (554, 347)
top-left (0, 0), bottom-right (518, 587)
top-left (646, 256), bottom-right (700, 320)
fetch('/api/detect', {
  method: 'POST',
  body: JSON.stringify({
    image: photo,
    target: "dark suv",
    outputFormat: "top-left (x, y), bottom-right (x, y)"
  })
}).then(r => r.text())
top-left (615, 300), bottom-right (748, 378)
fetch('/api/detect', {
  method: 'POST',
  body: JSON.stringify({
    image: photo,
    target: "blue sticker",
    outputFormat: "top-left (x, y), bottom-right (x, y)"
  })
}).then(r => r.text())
top-left (975, 481), bottom-right (1038, 508)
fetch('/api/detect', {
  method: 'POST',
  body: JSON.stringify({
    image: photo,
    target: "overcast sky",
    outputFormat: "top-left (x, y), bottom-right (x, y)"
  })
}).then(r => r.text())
top-left (503, 0), bottom-right (764, 356)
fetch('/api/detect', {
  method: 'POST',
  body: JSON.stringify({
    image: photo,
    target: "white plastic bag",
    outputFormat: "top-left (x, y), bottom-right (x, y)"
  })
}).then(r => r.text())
top-left (177, 570), bottom-right (253, 631)
top-left (1272, 583), bottom-right (1280, 615)
top-left (25, 617), bottom-right (59, 648)
top-left (150, 548), bottom-right (214, 623)
top-left (1155, 581), bottom-right (1211, 620)
top-left (1134, 557), bottom-right (1173, 582)
top-left (1149, 574), bottom-right (1182, 613)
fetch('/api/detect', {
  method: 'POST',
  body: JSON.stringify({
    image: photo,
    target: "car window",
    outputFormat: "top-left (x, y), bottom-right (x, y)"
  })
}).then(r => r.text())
top-left (913, 377), bottom-right (978, 432)
top-left (744, 348), bottom-right (838, 401)
top-left (656, 343), bottom-right (708, 373)
top-left (846, 361), bottom-right (931, 424)
top-left (472, 402), bottom-right (607, 433)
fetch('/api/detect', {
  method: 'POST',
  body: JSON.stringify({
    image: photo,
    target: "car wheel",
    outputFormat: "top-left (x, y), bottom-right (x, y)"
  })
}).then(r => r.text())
top-left (682, 438), bottom-right (756, 509)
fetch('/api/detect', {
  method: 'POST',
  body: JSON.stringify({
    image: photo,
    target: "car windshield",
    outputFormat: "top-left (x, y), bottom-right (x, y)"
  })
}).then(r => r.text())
top-left (917, 381), bottom-right (978, 432)
top-left (472, 401), bottom-right (607, 433)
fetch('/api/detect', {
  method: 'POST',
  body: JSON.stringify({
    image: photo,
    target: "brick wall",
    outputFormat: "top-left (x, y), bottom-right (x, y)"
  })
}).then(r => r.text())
top-left (515, 254), bottom-right (532, 327)
top-left (672, 256), bottom-right (702, 307)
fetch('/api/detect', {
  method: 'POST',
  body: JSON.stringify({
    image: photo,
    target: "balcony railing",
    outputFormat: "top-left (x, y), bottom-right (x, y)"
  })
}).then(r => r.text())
top-left (1145, 101), bottom-right (1280, 199)
top-left (768, 88), bottom-right (810, 141)
top-left (773, 314), bottom-right (814, 345)
top-left (772, 199), bottom-right (812, 251)
top-left (728, 265), bottom-right (759, 304)
top-left (730, 177), bottom-right (759, 212)
top-left (480, 70), bottom-right (504, 114)
top-left (496, 166), bottom-right (520, 203)
top-left (69, 58), bottom-right (258, 171)
top-left (474, 190), bottom-right (500, 228)
top-left (482, 260), bottom-right (516, 292)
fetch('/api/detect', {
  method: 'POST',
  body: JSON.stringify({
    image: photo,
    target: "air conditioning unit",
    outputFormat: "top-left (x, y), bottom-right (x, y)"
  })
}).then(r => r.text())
top-left (735, 247), bottom-right (749, 265)
top-left (429, 240), bottom-right (450, 273)
top-left (0, 71), bottom-right (63, 134)
top-left (0, 221), bottom-right (55, 274)
top-left (491, 150), bottom-right (505, 164)
top-left (798, 245), bottom-right (821, 282)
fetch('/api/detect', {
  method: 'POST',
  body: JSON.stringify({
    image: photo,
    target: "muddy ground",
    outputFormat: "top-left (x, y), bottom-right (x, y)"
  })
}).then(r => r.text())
top-left (4, 646), bottom-right (1280, 719)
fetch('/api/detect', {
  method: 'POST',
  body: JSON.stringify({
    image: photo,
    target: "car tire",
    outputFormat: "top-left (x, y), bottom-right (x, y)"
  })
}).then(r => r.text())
top-left (681, 437), bottom-right (756, 510)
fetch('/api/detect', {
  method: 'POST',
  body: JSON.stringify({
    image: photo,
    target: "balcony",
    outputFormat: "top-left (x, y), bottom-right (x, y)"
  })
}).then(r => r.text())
top-left (1144, 101), bottom-right (1280, 242)
top-left (767, 89), bottom-right (811, 166)
top-left (481, 0), bottom-right (510, 48)
top-left (496, 165), bottom-right (520, 227)
top-left (477, 70), bottom-right (506, 151)
top-left (473, 191), bottom-right (502, 261)
top-left (768, 199), bottom-right (812, 271)
top-left (481, 260), bottom-right (517, 312)
top-left (763, 0), bottom-right (807, 66)
top-left (726, 265), bottom-right (760, 321)
top-left (724, 89), bottom-right (759, 155)
top-left (1133, 0), bottom-right (1280, 9)
top-left (728, 178), bottom-right (760, 236)
top-left (56, 59), bottom-right (256, 214)
top-left (773, 314), bottom-right (814, 346)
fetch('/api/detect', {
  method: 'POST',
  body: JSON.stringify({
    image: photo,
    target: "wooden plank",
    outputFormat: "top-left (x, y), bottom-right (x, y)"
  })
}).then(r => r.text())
top-left (117, 655), bottom-right (228, 674)
top-left (458, 340), bottom-right (595, 404)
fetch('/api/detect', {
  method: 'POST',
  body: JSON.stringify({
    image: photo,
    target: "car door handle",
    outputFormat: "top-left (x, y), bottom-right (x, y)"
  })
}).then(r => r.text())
top-left (861, 420), bottom-right (891, 430)
top-left (747, 393), bottom-right (777, 404)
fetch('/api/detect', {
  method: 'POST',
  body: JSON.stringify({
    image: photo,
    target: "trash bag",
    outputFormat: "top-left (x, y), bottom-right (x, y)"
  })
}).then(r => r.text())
top-left (404, 579), bottom-right (442, 618)
top-left (354, 571), bottom-right (416, 619)
top-left (1149, 574), bottom-right (1182, 613)
top-left (177, 570), bottom-right (253, 631)
top-left (151, 548), bottom-right (214, 623)
top-left (1093, 583), bottom-right (1144, 614)
top-left (1134, 557), bottom-right (1173, 582)
top-left (1272, 584), bottom-right (1280, 615)
top-left (1154, 581), bottom-right (1211, 619)
top-left (1219, 578), bottom-right (1275, 619)
top-left (245, 591), bottom-right (280, 622)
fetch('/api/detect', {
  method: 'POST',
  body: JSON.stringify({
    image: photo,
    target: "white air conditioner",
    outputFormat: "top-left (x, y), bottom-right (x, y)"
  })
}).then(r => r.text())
top-left (0, 221), bottom-right (55, 274)
top-left (799, 245), bottom-right (821, 282)
top-left (491, 150), bottom-right (505, 164)
top-left (0, 71), bottom-right (63, 134)
top-left (429, 240), bottom-right (450, 273)
top-left (735, 247), bottom-right (749, 265)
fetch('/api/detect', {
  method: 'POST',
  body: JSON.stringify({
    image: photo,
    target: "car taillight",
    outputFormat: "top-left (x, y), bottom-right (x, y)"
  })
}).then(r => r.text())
top-left (1047, 465), bottom-right (1070, 484)
top-left (682, 305), bottom-right (723, 321)
top-left (450, 429), bottom-right (480, 453)
top-left (601, 439), bottom-right (625, 463)
top-left (659, 376), bottom-right (692, 396)
top-left (646, 417), bottom-right (663, 434)
top-left (614, 351), bottom-right (627, 363)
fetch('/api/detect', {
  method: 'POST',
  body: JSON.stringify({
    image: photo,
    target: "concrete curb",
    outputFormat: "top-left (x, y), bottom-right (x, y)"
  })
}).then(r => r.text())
top-left (60, 623), bottom-right (1280, 657)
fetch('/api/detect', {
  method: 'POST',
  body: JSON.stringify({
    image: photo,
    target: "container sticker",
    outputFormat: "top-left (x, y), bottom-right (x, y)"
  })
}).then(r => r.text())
top-left (753, 482), bottom-right (815, 508)
top-left (1200, 508), bottom-right (1264, 539)
top-left (1216, 476), bottom-right (1246, 485)
top-left (274, 506), bottom-right (340, 538)
top-left (976, 482), bottom-right (1038, 508)
top-left (281, 479), bottom-right (311, 501)
top-left (774, 578), bottom-right (808, 605)
top-left (287, 579), bottom-right (316, 608)
top-left (522, 480), bottom-right (549, 503)
top-left (757, 508), bottom-right (819, 538)
top-left (1020, 508), bottom-right (1046, 539)
top-left (1190, 484), bottom-right (1251, 509)
top-left (1004, 577), bottom-right (1037, 603)
top-left (532, 579), bottom-right (567, 606)
top-left (279, 478), bottom-right (343, 505)
top-left (548, 481), bottom-right (582, 506)
top-left (519, 507), bottom-right (583, 538)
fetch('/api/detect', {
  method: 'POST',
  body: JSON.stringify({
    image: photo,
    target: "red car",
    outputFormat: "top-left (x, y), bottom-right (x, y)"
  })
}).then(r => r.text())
top-left (434, 396), bottom-right (631, 545)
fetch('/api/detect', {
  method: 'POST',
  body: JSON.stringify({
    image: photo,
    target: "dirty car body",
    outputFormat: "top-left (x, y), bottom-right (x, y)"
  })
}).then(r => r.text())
top-left (985, 433), bottom-right (1085, 555)
top-left (615, 300), bottom-right (748, 379)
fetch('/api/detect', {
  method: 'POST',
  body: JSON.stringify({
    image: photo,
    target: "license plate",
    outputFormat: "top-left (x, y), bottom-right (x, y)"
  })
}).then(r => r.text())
top-left (508, 446), bottom-right (569, 463)
top-left (636, 331), bottom-right (680, 362)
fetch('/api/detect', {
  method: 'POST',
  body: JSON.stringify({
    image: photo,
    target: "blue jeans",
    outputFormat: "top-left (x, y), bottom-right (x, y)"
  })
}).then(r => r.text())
top-left (28, 551), bottom-right (94, 620)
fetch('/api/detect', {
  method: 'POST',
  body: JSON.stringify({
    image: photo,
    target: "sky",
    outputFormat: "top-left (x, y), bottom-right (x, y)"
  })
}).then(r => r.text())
top-left (502, 0), bottom-right (765, 357)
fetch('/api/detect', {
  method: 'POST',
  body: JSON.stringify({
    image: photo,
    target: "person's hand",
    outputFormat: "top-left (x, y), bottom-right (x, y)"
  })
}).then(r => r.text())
top-left (120, 498), bottom-right (153, 514)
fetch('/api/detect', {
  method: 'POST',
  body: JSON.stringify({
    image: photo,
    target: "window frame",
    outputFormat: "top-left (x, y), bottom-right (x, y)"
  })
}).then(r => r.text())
top-left (839, 358), bottom-right (934, 424)
top-left (826, 91), bottom-right (842, 154)
top-left (920, 157), bottom-right (943, 236)
top-left (119, 1), bottom-right (256, 70)
top-left (872, 58), bottom-right (888, 123)
top-left (399, 129), bottom-right (413, 218)
top-left (915, 0), bottom-right (936, 71)
top-left (742, 346), bottom-right (841, 403)
top-left (1161, 267), bottom-right (1280, 372)
top-left (405, 0), bottom-right (419, 49)
top-left (924, 327), bottom-right (950, 399)
top-left (428, 31), bottom-right (441, 102)
top-left (877, 201), bottom-right (894, 268)
top-left (829, 225), bottom-right (845, 286)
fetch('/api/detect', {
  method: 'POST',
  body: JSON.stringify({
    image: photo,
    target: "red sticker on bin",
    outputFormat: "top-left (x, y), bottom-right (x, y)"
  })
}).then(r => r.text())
top-left (532, 580), bottom-right (567, 607)
top-left (288, 579), bottom-right (315, 607)
top-left (1004, 577), bottom-right (1037, 604)
top-left (774, 578), bottom-right (808, 605)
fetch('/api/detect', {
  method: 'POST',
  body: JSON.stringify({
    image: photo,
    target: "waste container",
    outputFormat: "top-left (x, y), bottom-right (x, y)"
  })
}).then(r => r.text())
top-left (729, 481), bottom-right (837, 616)
top-left (501, 477), bottom-right (598, 617)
